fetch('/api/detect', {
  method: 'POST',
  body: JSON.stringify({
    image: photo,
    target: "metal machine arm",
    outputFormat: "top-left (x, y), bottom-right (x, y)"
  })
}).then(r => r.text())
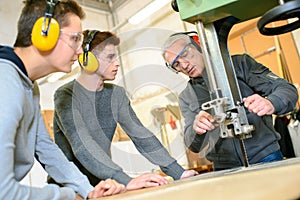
top-left (196, 17), bottom-right (254, 166)
top-left (196, 17), bottom-right (254, 141)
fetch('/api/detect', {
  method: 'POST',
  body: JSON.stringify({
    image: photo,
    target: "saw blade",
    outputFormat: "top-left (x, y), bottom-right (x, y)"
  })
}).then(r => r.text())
top-left (239, 139), bottom-right (249, 167)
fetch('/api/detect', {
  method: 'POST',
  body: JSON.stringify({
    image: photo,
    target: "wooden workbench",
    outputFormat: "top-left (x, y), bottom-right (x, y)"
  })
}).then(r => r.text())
top-left (99, 158), bottom-right (300, 200)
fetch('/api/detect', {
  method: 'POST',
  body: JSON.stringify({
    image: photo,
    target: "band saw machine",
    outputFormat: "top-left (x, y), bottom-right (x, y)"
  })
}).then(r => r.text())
top-left (171, 0), bottom-right (300, 167)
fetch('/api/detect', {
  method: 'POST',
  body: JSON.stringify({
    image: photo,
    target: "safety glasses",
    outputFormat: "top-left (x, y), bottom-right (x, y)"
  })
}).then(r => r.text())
top-left (60, 30), bottom-right (84, 51)
top-left (165, 42), bottom-right (192, 72)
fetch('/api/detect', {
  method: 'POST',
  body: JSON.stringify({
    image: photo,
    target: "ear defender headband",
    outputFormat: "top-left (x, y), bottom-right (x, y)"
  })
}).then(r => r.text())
top-left (31, 0), bottom-right (60, 51)
top-left (78, 30), bottom-right (99, 73)
top-left (171, 31), bottom-right (202, 53)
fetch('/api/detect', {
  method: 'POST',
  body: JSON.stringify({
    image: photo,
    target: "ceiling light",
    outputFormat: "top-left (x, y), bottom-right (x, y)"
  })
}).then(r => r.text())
top-left (128, 0), bottom-right (171, 25)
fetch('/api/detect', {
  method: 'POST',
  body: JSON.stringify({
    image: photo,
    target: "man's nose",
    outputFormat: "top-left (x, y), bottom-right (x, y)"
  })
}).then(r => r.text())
top-left (113, 59), bottom-right (120, 67)
top-left (76, 47), bottom-right (83, 55)
top-left (180, 60), bottom-right (189, 69)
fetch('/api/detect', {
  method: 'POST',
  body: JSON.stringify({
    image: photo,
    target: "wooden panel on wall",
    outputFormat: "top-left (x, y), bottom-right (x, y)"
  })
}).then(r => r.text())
top-left (41, 110), bottom-right (54, 140)
top-left (255, 51), bottom-right (279, 76)
top-left (242, 29), bottom-right (275, 59)
top-left (228, 36), bottom-right (245, 54)
top-left (112, 124), bottom-right (131, 142)
top-left (278, 31), bottom-right (300, 84)
top-left (228, 17), bottom-right (300, 87)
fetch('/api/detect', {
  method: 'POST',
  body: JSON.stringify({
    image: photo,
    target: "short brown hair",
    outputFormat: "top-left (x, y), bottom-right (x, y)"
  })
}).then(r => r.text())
top-left (82, 30), bottom-right (120, 53)
top-left (14, 0), bottom-right (85, 47)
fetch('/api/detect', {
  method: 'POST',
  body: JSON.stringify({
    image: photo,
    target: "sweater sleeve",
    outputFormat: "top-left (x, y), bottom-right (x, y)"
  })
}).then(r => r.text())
top-left (35, 109), bottom-right (93, 199)
top-left (113, 87), bottom-right (184, 180)
top-left (233, 54), bottom-right (298, 115)
top-left (178, 85), bottom-right (207, 153)
top-left (53, 86), bottom-right (132, 185)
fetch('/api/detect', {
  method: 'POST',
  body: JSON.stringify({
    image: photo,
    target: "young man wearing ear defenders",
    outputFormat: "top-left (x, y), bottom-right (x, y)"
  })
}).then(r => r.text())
top-left (0, 1), bottom-right (126, 199)
top-left (162, 32), bottom-right (298, 171)
top-left (49, 30), bottom-right (198, 191)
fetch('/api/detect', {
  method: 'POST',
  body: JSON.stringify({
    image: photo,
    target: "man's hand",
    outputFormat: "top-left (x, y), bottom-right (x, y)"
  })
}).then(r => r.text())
top-left (193, 111), bottom-right (217, 134)
top-left (75, 193), bottom-right (83, 200)
top-left (243, 94), bottom-right (275, 116)
top-left (126, 173), bottom-right (168, 191)
top-left (88, 179), bottom-right (126, 199)
top-left (180, 170), bottom-right (198, 179)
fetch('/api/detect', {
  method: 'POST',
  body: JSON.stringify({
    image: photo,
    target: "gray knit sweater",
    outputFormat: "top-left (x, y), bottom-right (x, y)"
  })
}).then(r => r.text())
top-left (51, 80), bottom-right (184, 186)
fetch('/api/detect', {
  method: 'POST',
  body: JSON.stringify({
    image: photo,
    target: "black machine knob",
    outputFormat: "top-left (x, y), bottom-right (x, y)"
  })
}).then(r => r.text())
top-left (171, 0), bottom-right (179, 12)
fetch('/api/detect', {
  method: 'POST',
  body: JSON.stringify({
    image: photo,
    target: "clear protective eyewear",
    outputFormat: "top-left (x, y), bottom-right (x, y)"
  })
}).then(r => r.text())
top-left (165, 42), bottom-right (192, 73)
top-left (95, 52), bottom-right (118, 63)
top-left (60, 30), bottom-right (84, 51)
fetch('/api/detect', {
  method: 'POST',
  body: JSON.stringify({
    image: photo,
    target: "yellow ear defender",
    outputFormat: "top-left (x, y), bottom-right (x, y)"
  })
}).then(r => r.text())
top-left (31, 0), bottom-right (60, 51)
top-left (78, 30), bottom-right (99, 73)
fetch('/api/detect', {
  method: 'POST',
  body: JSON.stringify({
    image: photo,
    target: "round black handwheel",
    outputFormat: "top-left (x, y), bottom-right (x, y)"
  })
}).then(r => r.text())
top-left (257, 0), bottom-right (300, 35)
